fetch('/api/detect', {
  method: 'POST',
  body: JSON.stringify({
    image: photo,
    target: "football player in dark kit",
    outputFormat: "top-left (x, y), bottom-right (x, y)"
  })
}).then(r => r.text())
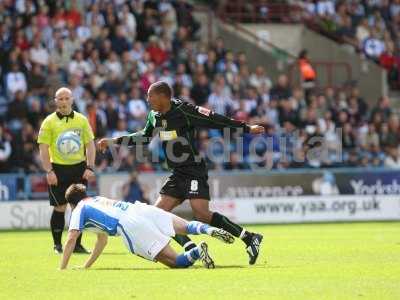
top-left (98, 81), bottom-right (265, 264)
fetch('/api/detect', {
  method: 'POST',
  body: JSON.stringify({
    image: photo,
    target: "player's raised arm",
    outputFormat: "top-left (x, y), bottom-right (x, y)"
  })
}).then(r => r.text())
top-left (181, 103), bottom-right (265, 134)
top-left (59, 229), bottom-right (80, 270)
top-left (83, 233), bottom-right (108, 269)
top-left (97, 113), bottom-right (155, 152)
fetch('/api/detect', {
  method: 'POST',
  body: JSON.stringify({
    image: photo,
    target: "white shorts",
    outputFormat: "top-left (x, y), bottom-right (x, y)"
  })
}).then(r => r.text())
top-left (117, 202), bottom-right (175, 261)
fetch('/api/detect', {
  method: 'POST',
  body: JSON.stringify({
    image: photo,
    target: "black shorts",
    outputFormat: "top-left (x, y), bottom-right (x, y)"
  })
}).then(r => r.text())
top-left (160, 174), bottom-right (210, 201)
top-left (48, 161), bottom-right (87, 207)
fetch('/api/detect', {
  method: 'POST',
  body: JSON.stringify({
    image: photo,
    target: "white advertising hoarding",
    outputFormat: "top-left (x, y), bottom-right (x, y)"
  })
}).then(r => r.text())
top-left (0, 201), bottom-right (71, 230)
top-left (210, 195), bottom-right (400, 223)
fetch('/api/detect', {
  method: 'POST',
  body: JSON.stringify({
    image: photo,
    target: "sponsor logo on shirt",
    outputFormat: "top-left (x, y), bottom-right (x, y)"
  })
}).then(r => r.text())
top-left (159, 130), bottom-right (178, 141)
top-left (197, 106), bottom-right (211, 116)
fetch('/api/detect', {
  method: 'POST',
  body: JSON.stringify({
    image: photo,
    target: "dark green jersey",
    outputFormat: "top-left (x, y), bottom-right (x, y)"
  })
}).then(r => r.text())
top-left (116, 99), bottom-right (250, 177)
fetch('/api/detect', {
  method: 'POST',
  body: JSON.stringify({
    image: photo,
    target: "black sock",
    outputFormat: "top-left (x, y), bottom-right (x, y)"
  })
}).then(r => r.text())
top-left (210, 212), bottom-right (251, 244)
top-left (50, 210), bottom-right (65, 246)
top-left (173, 235), bottom-right (196, 251)
top-left (76, 232), bottom-right (83, 247)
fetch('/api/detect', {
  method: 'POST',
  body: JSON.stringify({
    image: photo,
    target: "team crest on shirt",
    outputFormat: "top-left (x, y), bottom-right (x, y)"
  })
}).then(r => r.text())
top-left (56, 129), bottom-right (82, 156)
top-left (162, 119), bottom-right (167, 128)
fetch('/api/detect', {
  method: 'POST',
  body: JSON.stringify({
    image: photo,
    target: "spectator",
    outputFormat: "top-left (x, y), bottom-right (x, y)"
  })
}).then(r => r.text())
top-left (6, 64), bottom-right (27, 97)
top-left (191, 74), bottom-right (211, 106)
top-left (147, 36), bottom-right (169, 66)
top-left (297, 50), bottom-right (316, 98)
top-left (68, 49), bottom-right (92, 79)
top-left (0, 125), bottom-right (12, 172)
top-left (27, 64), bottom-right (46, 97)
top-left (122, 171), bottom-right (149, 204)
top-left (379, 41), bottom-right (399, 86)
top-left (127, 87), bottom-right (148, 129)
top-left (249, 66), bottom-right (272, 91)
top-left (270, 74), bottom-right (292, 101)
top-left (29, 35), bottom-right (49, 66)
top-left (384, 146), bottom-right (400, 168)
top-left (111, 25), bottom-right (130, 56)
top-left (207, 83), bottom-right (233, 115)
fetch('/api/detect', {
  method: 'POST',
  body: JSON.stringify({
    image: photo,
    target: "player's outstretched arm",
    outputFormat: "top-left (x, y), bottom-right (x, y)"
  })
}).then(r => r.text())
top-left (181, 103), bottom-right (265, 135)
top-left (60, 230), bottom-right (80, 270)
top-left (97, 116), bottom-right (155, 152)
top-left (83, 233), bottom-right (108, 269)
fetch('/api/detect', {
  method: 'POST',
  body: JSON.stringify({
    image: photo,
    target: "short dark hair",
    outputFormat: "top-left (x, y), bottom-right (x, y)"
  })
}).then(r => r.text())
top-left (65, 184), bottom-right (87, 203)
top-left (150, 81), bottom-right (172, 98)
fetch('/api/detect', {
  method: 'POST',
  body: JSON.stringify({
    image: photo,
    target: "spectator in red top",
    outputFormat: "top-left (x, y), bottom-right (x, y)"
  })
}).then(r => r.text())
top-left (146, 36), bottom-right (169, 66)
top-left (14, 30), bottom-right (30, 51)
top-left (380, 42), bottom-right (397, 71)
top-left (140, 62), bottom-right (157, 93)
top-left (380, 42), bottom-right (399, 87)
top-left (64, 1), bottom-right (82, 28)
top-left (53, 6), bottom-right (67, 29)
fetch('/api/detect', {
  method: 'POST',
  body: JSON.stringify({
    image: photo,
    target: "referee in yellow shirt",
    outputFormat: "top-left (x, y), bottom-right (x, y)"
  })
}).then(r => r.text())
top-left (38, 87), bottom-right (96, 254)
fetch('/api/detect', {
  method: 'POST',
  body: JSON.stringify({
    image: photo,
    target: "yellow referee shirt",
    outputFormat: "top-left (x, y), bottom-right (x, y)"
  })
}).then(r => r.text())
top-left (37, 111), bottom-right (94, 165)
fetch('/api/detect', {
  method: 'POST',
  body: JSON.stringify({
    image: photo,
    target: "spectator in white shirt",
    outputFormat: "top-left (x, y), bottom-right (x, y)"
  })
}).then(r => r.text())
top-left (6, 64), bottom-right (27, 97)
top-left (69, 75), bottom-right (85, 110)
top-left (118, 4), bottom-right (137, 42)
top-left (77, 21), bottom-right (92, 42)
top-left (68, 49), bottom-right (92, 79)
top-left (249, 66), bottom-right (272, 91)
top-left (105, 51), bottom-right (122, 77)
top-left (384, 146), bottom-right (400, 169)
top-left (0, 125), bottom-right (12, 172)
top-left (207, 84), bottom-right (234, 115)
top-left (316, 0), bottom-right (335, 17)
top-left (128, 87), bottom-right (148, 130)
top-left (356, 18), bottom-right (370, 46)
top-left (29, 36), bottom-right (49, 66)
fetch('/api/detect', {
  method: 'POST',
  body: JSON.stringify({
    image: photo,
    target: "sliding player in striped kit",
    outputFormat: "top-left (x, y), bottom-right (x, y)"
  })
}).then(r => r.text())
top-left (59, 184), bottom-right (234, 270)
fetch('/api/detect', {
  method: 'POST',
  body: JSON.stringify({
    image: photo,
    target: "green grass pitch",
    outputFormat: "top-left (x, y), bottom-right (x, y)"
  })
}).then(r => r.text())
top-left (1, 222), bottom-right (399, 300)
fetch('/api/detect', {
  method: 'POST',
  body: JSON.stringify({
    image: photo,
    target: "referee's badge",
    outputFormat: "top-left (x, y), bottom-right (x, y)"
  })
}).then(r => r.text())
top-left (162, 119), bottom-right (167, 128)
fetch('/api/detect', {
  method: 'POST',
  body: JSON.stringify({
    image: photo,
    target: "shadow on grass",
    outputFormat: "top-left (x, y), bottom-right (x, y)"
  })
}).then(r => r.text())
top-left (91, 264), bottom-right (273, 271)
top-left (91, 267), bottom-right (169, 271)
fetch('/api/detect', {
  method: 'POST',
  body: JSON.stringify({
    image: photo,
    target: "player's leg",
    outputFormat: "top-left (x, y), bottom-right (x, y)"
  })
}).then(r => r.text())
top-left (68, 162), bottom-right (90, 253)
top-left (171, 214), bottom-right (234, 244)
top-left (49, 184), bottom-right (67, 254)
top-left (155, 241), bottom-right (214, 269)
top-left (156, 179), bottom-right (197, 251)
top-left (51, 204), bottom-right (67, 254)
top-left (190, 198), bottom-right (263, 265)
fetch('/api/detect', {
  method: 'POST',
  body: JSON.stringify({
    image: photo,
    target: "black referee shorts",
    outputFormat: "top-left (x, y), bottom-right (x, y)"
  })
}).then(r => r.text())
top-left (48, 161), bottom-right (87, 207)
top-left (160, 173), bottom-right (210, 201)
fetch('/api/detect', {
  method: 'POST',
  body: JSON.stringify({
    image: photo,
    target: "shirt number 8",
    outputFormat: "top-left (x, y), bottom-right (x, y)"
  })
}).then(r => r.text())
top-left (190, 180), bottom-right (198, 191)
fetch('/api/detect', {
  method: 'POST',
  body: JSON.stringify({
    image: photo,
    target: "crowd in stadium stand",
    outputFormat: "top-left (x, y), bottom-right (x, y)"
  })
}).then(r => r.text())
top-left (294, 0), bottom-right (400, 88)
top-left (1, 0), bottom-right (400, 175)
top-left (218, 1), bottom-right (400, 88)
